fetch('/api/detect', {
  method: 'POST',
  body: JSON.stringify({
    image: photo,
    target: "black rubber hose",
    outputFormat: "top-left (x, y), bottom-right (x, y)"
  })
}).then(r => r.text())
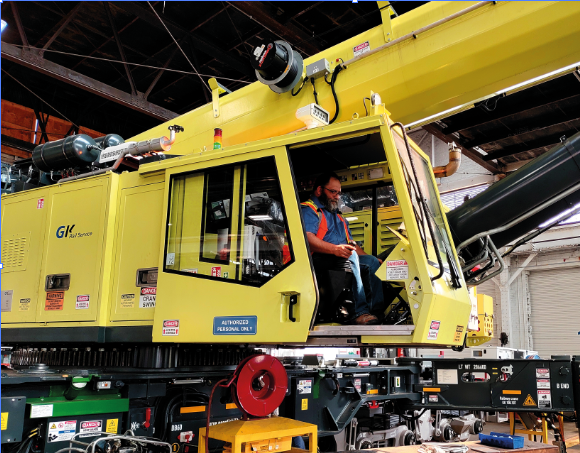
top-left (329, 65), bottom-right (345, 124)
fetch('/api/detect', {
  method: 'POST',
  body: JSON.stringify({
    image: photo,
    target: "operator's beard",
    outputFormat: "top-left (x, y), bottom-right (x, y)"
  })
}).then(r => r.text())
top-left (319, 192), bottom-right (339, 213)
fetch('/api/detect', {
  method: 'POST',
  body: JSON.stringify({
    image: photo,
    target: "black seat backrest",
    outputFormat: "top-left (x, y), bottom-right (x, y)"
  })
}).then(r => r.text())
top-left (312, 255), bottom-right (354, 323)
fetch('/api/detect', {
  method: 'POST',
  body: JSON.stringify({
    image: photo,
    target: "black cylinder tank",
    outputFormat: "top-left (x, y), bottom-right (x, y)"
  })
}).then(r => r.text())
top-left (94, 134), bottom-right (124, 150)
top-left (32, 135), bottom-right (99, 172)
top-left (448, 131), bottom-right (580, 248)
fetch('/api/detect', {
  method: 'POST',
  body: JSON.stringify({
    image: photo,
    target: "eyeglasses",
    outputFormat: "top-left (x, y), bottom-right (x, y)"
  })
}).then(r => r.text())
top-left (324, 187), bottom-right (342, 196)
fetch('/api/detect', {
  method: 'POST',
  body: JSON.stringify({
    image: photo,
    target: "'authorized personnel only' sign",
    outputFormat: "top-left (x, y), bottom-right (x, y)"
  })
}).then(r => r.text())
top-left (213, 316), bottom-right (257, 335)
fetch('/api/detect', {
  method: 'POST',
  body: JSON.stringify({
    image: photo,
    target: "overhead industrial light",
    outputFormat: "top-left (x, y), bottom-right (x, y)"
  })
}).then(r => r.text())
top-left (1, 20), bottom-right (7, 33)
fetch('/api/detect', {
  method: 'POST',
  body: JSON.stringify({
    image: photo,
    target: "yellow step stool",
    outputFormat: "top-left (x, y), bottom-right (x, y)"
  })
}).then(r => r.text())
top-left (198, 417), bottom-right (317, 453)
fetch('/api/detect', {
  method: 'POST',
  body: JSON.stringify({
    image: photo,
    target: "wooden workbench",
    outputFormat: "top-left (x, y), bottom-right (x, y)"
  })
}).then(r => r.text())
top-left (340, 440), bottom-right (558, 453)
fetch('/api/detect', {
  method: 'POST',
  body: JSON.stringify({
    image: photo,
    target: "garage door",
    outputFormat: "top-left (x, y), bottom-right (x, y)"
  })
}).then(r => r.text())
top-left (528, 267), bottom-right (580, 358)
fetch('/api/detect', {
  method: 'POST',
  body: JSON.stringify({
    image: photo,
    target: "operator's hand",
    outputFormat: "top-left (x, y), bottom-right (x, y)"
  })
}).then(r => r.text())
top-left (333, 243), bottom-right (355, 259)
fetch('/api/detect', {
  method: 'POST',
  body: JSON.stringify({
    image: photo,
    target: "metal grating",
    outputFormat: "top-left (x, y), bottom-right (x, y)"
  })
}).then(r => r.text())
top-left (1, 234), bottom-right (29, 272)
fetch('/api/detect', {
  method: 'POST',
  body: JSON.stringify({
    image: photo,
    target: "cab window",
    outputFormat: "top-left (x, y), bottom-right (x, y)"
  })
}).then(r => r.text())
top-left (164, 157), bottom-right (294, 286)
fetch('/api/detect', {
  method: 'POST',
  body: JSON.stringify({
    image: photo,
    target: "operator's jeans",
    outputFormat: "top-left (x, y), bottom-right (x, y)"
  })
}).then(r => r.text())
top-left (348, 253), bottom-right (384, 319)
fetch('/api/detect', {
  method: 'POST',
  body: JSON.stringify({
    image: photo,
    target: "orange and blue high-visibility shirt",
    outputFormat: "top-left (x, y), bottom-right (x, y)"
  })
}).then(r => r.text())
top-left (301, 196), bottom-right (352, 244)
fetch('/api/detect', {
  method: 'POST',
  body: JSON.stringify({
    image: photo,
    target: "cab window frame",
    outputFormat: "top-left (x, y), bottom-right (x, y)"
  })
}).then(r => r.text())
top-left (163, 155), bottom-right (296, 288)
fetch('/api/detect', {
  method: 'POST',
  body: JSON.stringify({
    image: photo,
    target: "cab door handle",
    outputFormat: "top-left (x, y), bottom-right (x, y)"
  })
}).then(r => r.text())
top-left (288, 294), bottom-right (298, 322)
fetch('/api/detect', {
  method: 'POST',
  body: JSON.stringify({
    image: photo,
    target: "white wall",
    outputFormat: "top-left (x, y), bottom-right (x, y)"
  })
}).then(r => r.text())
top-left (407, 128), bottom-right (496, 193)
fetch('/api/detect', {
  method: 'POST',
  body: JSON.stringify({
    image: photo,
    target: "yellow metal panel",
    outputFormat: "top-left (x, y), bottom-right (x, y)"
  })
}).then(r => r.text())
top-left (109, 183), bottom-right (164, 321)
top-left (1, 189), bottom-right (49, 323)
top-left (152, 147), bottom-right (317, 343)
top-left (37, 178), bottom-right (111, 323)
top-left (377, 206), bottom-right (403, 251)
top-left (478, 293), bottom-right (493, 316)
top-left (347, 211), bottom-right (372, 254)
top-left (130, 2), bottom-right (580, 153)
top-left (363, 122), bottom-right (471, 345)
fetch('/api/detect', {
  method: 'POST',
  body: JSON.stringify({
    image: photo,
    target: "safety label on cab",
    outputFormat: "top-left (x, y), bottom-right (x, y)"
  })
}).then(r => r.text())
top-left (48, 420), bottom-right (76, 442)
top-left (162, 320), bottom-right (179, 336)
top-left (1, 290), bottom-right (13, 312)
top-left (536, 368), bottom-right (550, 378)
top-left (428, 395), bottom-right (439, 403)
top-left (353, 41), bottom-right (370, 57)
top-left (1, 412), bottom-right (8, 430)
top-left (45, 292), bottom-right (65, 311)
top-left (298, 379), bottom-right (312, 394)
top-left (538, 390), bottom-right (552, 409)
top-left (213, 316), bottom-right (257, 335)
top-left (76, 295), bottom-right (90, 310)
top-left (427, 320), bottom-right (440, 340)
top-left (120, 294), bottom-right (135, 309)
top-left (453, 326), bottom-right (464, 343)
top-left (79, 420), bottom-right (102, 437)
top-left (19, 298), bottom-right (31, 311)
top-left (386, 260), bottom-right (408, 280)
top-left (140, 287), bottom-right (156, 308)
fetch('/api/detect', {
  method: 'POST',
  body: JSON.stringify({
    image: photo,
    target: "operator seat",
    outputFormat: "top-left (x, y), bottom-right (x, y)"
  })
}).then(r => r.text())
top-left (312, 254), bottom-right (355, 324)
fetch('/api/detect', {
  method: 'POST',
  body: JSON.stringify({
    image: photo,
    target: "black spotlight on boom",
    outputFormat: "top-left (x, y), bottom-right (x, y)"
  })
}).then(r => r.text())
top-left (251, 40), bottom-right (303, 93)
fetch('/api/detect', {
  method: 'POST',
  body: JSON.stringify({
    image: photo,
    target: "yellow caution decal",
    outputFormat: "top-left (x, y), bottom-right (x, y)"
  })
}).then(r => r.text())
top-left (523, 394), bottom-right (537, 406)
top-left (106, 419), bottom-right (118, 434)
top-left (1, 413), bottom-right (8, 430)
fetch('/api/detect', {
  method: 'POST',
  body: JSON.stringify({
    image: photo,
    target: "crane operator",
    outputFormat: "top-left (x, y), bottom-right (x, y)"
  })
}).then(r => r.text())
top-left (301, 172), bottom-right (384, 325)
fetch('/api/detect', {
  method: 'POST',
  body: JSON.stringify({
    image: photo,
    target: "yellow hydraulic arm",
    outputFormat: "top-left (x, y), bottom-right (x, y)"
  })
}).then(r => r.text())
top-left (131, 1), bottom-right (580, 153)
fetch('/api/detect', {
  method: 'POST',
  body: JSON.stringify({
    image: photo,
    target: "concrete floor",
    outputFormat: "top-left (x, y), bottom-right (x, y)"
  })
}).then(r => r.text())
top-left (472, 421), bottom-right (579, 447)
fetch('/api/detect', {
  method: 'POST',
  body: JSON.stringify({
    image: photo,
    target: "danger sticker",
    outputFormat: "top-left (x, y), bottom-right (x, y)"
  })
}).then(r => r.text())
top-left (536, 368), bottom-right (550, 378)
top-left (354, 378), bottom-right (362, 392)
top-left (79, 420), bottom-right (102, 438)
top-left (353, 41), bottom-right (370, 57)
top-left (139, 287), bottom-right (156, 308)
top-left (45, 292), bottom-right (65, 311)
top-left (429, 394), bottom-right (439, 403)
top-left (538, 390), bottom-right (551, 409)
top-left (386, 260), bottom-right (408, 280)
top-left (211, 266), bottom-right (222, 277)
top-left (162, 319), bottom-right (179, 336)
top-left (537, 379), bottom-right (550, 389)
top-left (76, 295), bottom-right (90, 310)
top-left (48, 420), bottom-right (76, 443)
top-left (427, 320), bottom-right (440, 340)
top-left (37, 198), bottom-right (44, 209)
top-left (120, 294), bottom-right (135, 308)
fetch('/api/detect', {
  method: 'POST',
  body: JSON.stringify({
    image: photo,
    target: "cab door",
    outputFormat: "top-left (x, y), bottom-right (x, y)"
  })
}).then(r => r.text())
top-left (152, 147), bottom-right (316, 343)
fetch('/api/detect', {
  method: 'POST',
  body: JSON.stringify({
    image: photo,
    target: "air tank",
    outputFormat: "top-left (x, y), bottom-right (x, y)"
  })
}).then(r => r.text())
top-left (94, 133), bottom-right (124, 150)
top-left (448, 131), bottom-right (580, 249)
top-left (32, 135), bottom-right (99, 172)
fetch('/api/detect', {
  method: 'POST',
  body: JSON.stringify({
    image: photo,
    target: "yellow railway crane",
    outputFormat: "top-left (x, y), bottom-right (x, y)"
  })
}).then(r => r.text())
top-left (2, 1), bottom-right (580, 353)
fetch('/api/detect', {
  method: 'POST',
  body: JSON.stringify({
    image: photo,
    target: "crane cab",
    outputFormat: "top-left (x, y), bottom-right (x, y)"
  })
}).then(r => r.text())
top-left (0, 113), bottom-right (473, 348)
top-left (145, 113), bottom-right (471, 346)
